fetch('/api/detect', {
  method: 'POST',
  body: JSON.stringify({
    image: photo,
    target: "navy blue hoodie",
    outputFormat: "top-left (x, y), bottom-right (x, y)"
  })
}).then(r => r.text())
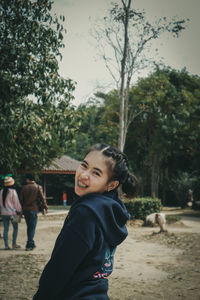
top-left (33, 190), bottom-right (130, 300)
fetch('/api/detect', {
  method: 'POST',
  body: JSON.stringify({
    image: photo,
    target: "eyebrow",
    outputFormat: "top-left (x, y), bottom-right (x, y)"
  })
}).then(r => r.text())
top-left (82, 160), bottom-right (103, 175)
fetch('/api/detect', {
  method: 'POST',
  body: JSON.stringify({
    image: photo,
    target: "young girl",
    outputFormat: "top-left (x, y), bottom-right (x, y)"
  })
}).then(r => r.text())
top-left (33, 143), bottom-right (138, 300)
top-left (0, 176), bottom-right (22, 250)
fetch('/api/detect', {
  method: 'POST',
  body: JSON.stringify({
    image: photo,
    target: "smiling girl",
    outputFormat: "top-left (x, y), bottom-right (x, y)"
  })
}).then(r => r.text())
top-left (33, 143), bottom-right (138, 300)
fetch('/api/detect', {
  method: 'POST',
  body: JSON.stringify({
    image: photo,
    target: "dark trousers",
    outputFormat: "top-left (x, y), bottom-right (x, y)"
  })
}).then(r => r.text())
top-left (23, 211), bottom-right (38, 248)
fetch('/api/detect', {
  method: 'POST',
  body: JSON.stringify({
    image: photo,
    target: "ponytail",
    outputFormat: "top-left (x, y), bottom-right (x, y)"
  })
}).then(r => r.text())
top-left (121, 173), bottom-right (138, 198)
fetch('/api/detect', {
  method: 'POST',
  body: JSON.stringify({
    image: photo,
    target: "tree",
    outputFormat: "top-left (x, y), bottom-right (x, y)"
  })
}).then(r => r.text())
top-left (0, 0), bottom-right (77, 173)
top-left (0, 96), bottom-right (79, 174)
top-left (67, 95), bottom-right (119, 160)
top-left (0, 0), bottom-right (75, 104)
top-left (92, 0), bottom-right (188, 151)
top-left (66, 66), bottom-right (200, 201)
top-left (126, 67), bottom-right (200, 199)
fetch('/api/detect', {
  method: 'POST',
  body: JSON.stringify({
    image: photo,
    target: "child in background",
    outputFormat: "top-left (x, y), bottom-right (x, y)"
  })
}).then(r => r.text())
top-left (0, 176), bottom-right (22, 250)
top-left (62, 191), bottom-right (67, 208)
top-left (33, 143), bottom-right (138, 300)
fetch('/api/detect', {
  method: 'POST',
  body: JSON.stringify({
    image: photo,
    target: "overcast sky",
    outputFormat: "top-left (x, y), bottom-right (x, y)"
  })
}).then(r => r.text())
top-left (52, 0), bottom-right (200, 106)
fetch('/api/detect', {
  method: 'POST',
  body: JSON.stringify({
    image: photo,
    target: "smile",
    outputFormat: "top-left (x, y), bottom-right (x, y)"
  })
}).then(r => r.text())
top-left (77, 180), bottom-right (88, 188)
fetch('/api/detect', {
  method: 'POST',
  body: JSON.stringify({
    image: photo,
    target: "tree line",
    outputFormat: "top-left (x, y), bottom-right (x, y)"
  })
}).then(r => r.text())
top-left (67, 67), bottom-right (200, 206)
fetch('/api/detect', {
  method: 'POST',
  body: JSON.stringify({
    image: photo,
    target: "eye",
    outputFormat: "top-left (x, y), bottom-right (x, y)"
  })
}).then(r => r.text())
top-left (81, 162), bottom-right (87, 169)
top-left (93, 171), bottom-right (101, 177)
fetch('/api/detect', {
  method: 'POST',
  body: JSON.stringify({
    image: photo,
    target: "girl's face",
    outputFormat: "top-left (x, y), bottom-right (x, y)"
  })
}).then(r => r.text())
top-left (75, 151), bottom-right (117, 197)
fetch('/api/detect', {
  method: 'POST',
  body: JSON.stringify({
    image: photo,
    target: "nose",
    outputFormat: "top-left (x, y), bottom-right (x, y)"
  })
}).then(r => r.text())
top-left (81, 172), bottom-right (89, 180)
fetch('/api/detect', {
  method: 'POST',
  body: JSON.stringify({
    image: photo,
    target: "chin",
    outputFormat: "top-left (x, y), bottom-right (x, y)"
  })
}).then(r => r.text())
top-left (74, 187), bottom-right (80, 196)
top-left (75, 186), bottom-right (85, 197)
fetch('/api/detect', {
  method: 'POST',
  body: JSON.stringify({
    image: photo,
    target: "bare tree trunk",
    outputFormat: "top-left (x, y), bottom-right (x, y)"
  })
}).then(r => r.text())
top-left (118, 0), bottom-right (131, 152)
top-left (151, 154), bottom-right (160, 198)
top-left (93, 0), bottom-right (187, 153)
top-left (118, 91), bottom-right (125, 152)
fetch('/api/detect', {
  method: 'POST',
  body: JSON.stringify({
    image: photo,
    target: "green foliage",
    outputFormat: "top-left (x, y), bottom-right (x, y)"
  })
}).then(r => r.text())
top-left (66, 66), bottom-right (199, 205)
top-left (0, 99), bottom-right (79, 173)
top-left (124, 197), bottom-right (161, 220)
top-left (0, 0), bottom-right (75, 103)
top-left (0, 0), bottom-right (79, 173)
top-left (126, 67), bottom-right (200, 199)
top-left (67, 94), bottom-right (119, 160)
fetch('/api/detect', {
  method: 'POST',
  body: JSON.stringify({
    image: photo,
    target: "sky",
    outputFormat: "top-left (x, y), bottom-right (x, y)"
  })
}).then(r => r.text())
top-left (52, 0), bottom-right (200, 106)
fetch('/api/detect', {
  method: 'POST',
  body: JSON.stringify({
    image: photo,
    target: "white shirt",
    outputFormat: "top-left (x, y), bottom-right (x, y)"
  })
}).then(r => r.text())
top-left (0, 188), bottom-right (22, 216)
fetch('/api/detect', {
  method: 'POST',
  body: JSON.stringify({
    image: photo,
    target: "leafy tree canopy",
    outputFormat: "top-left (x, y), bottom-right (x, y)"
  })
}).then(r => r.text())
top-left (68, 66), bottom-right (200, 201)
top-left (0, 0), bottom-right (78, 174)
top-left (126, 67), bottom-right (200, 197)
top-left (66, 93), bottom-right (120, 160)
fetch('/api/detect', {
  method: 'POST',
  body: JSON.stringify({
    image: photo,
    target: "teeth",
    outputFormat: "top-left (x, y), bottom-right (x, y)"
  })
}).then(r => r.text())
top-left (78, 181), bottom-right (87, 188)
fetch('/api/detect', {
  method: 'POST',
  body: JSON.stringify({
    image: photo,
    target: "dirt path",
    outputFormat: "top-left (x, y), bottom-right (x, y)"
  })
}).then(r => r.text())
top-left (0, 209), bottom-right (200, 300)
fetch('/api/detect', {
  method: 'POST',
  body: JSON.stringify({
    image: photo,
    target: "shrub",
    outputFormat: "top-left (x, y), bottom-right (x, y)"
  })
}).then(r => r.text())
top-left (124, 197), bottom-right (161, 220)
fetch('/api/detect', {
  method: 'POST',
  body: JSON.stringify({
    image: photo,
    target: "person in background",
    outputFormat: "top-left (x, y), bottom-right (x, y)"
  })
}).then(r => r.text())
top-left (20, 173), bottom-right (48, 251)
top-left (0, 176), bottom-right (22, 250)
top-left (62, 191), bottom-right (67, 208)
top-left (33, 143), bottom-right (138, 300)
top-left (187, 189), bottom-right (194, 207)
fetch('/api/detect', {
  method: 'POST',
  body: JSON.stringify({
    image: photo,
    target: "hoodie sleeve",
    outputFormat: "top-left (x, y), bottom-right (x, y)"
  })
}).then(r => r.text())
top-left (33, 206), bottom-right (96, 300)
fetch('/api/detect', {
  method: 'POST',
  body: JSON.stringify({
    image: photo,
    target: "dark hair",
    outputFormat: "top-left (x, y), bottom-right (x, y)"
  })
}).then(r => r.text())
top-left (2, 186), bottom-right (15, 207)
top-left (87, 143), bottom-right (138, 198)
top-left (26, 173), bottom-right (35, 181)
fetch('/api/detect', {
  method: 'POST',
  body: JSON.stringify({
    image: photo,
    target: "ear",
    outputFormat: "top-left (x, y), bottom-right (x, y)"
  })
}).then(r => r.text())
top-left (107, 180), bottom-right (119, 192)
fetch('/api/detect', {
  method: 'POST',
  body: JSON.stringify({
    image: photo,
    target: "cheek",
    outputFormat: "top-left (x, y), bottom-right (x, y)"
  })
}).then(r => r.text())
top-left (75, 168), bottom-right (80, 181)
top-left (98, 177), bottom-right (109, 189)
top-left (76, 166), bottom-right (82, 175)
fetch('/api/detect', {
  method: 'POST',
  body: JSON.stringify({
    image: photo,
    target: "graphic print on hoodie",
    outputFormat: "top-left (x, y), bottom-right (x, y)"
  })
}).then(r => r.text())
top-left (93, 246), bottom-right (116, 279)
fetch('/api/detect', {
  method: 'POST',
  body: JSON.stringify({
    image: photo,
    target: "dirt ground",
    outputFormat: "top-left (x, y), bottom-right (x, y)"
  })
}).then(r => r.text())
top-left (0, 208), bottom-right (200, 300)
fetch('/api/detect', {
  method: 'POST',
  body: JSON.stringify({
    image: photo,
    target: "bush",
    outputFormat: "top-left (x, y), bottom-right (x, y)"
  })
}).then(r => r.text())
top-left (124, 197), bottom-right (162, 220)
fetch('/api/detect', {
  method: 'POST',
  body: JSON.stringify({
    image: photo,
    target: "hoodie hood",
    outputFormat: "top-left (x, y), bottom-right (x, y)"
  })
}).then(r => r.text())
top-left (72, 190), bottom-right (130, 247)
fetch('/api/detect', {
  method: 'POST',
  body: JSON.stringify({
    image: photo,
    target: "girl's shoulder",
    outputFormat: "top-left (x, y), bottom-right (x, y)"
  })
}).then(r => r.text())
top-left (73, 193), bottom-right (111, 208)
top-left (8, 188), bottom-right (16, 193)
top-left (9, 188), bottom-right (19, 198)
top-left (69, 194), bottom-right (105, 217)
top-left (74, 192), bottom-right (120, 216)
top-left (83, 191), bottom-right (117, 201)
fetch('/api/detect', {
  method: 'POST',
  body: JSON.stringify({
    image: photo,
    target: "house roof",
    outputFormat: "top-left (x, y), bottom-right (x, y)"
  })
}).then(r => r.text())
top-left (42, 155), bottom-right (80, 174)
